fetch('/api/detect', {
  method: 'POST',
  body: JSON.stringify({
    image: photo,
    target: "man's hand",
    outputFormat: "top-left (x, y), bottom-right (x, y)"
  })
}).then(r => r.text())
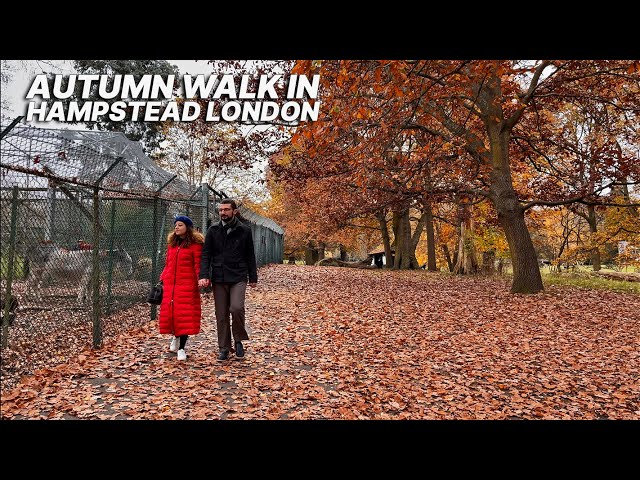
top-left (248, 282), bottom-right (257, 288)
top-left (198, 278), bottom-right (210, 288)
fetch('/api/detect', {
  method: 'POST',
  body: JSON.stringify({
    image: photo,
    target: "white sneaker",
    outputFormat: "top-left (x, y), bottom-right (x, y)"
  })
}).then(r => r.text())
top-left (169, 336), bottom-right (179, 353)
top-left (177, 349), bottom-right (187, 361)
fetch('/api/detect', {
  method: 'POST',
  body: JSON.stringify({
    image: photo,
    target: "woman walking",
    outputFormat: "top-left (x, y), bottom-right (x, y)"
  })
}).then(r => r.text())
top-left (158, 215), bottom-right (204, 361)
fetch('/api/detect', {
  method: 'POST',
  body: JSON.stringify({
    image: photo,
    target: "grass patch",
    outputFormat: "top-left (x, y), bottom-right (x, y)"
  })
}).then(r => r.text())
top-left (542, 272), bottom-right (640, 294)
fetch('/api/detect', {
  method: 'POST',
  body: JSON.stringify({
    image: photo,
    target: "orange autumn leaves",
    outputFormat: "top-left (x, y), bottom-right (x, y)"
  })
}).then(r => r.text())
top-left (266, 60), bottom-right (639, 292)
top-left (2, 264), bottom-right (638, 420)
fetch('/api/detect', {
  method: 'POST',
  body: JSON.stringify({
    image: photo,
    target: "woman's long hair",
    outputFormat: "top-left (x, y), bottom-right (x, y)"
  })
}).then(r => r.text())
top-left (167, 225), bottom-right (205, 247)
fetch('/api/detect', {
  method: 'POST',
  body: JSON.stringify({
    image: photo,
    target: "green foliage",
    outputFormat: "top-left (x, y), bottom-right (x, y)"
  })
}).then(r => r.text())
top-left (1, 254), bottom-right (26, 280)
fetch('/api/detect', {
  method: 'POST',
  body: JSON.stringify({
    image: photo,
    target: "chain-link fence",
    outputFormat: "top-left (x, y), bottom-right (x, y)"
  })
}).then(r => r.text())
top-left (1, 123), bottom-right (283, 359)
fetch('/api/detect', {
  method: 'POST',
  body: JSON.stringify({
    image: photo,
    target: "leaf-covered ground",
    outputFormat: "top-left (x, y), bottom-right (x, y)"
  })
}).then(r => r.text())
top-left (1, 264), bottom-right (638, 419)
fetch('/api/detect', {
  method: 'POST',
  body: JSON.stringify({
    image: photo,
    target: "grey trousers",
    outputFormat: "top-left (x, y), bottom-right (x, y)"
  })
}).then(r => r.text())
top-left (212, 281), bottom-right (249, 351)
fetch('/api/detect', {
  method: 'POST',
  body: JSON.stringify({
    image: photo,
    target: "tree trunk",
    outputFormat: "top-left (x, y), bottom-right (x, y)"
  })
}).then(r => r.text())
top-left (496, 203), bottom-right (543, 293)
top-left (304, 246), bottom-right (313, 265)
top-left (452, 247), bottom-right (459, 271)
top-left (586, 205), bottom-right (601, 271)
top-left (410, 207), bottom-right (428, 269)
top-left (393, 210), bottom-right (402, 269)
top-left (288, 254), bottom-right (296, 264)
top-left (482, 250), bottom-right (496, 275)
top-left (339, 244), bottom-right (347, 261)
top-left (405, 208), bottom-right (420, 269)
top-left (394, 209), bottom-right (414, 269)
top-left (376, 210), bottom-right (393, 269)
top-left (317, 242), bottom-right (326, 261)
top-left (442, 244), bottom-right (454, 272)
top-left (622, 182), bottom-right (639, 217)
top-left (452, 219), bottom-right (479, 274)
top-left (490, 155), bottom-right (544, 292)
top-left (453, 201), bottom-right (478, 275)
top-left (557, 218), bottom-right (569, 261)
top-left (305, 241), bottom-right (319, 265)
top-left (481, 68), bottom-right (544, 293)
top-left (424, 202), bottom-right (437, 271)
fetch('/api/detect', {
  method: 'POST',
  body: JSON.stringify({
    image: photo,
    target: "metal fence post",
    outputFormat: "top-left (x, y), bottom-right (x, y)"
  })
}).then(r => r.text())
top-left (201, 182), bottom-right (209, 233)
top-left (91, 185), bottom-right (102, 348)
top-left (105, 198), bottom-right (117, 315)
top-left (91, 156), bottom-right (124, 349)
top-left (150, 175), bottom-right (177, 320)
top-left (1, 186), bottom-right (20, 348)
top-left (151, 195), bottom-right (159, 320)
top-left (0, 116), bottom-right (24, 140)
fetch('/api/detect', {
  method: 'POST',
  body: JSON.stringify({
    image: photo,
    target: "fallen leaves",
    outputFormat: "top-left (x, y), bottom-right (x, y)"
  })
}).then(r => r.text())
top-left (1, 264), bottom-right (638, 419)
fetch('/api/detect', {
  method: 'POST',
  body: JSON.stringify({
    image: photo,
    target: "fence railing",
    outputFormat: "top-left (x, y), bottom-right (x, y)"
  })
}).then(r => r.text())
top-left (1, 123), bottom-right (283, 360)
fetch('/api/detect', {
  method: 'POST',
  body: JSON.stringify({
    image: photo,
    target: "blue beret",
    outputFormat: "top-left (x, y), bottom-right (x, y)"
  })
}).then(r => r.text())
top-left (174, 215), bottom-right (193, 227)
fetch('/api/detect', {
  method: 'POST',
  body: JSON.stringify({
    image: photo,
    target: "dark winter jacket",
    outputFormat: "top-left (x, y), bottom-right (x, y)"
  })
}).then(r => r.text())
top-left (159, 238), bottom-right (203, 336)
top-left (200, 217), bottom-right (258, 284)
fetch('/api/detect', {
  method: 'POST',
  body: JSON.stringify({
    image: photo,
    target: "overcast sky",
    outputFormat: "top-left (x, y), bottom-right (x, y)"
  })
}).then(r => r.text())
top-left (1, 60), bottom-right (214, 123)
top-left (1, 60), bottom-right (272, 200)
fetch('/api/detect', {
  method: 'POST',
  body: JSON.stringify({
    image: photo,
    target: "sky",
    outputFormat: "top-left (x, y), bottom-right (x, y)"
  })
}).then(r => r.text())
top-left (1, 59), bottom-right (214, 124)
top-left (0, 60), bottom-right (274, 200)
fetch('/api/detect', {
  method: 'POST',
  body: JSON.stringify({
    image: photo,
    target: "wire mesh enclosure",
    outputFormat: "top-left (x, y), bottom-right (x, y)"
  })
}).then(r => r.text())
top-left (1, 123), bottom-right (283, 363)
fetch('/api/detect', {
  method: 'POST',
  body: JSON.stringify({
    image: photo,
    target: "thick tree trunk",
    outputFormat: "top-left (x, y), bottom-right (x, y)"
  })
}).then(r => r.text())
top-left (490, 161), bottom-right (544, 290)
top-left (480, 68), bottom-right (544, 294)
top-left (317, 242), bottom-right (326, 261)
top-left (497, 204), bottom-right (543, 293)
top-left (490, 143), bottom-right (543, 292)
top-left (394, 209), bottom-right (415, 269)
top-left (339, 244), bottom-right (347, 261)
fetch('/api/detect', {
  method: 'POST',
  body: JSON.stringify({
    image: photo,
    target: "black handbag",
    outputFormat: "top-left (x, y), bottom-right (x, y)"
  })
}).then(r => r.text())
top-left (146, 281), bottom-right (163, 305)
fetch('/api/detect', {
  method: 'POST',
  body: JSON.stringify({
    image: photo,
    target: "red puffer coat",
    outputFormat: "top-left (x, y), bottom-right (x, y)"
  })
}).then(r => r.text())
top-left (158, 239), bottom-right (203, 336)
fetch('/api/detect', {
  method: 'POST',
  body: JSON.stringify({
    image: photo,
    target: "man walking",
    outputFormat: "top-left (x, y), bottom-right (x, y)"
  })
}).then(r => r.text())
top-left (199, 199), bottom-right (257, 361)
